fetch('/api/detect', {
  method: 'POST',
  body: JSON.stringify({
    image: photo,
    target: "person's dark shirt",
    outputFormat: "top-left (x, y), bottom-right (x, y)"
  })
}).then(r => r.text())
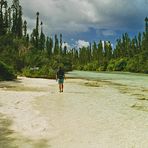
top-left (57, 69), bottom-right (64, 79)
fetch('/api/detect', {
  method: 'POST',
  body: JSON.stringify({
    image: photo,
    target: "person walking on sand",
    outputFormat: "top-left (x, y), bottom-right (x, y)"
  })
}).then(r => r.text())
top-left (56, 66), bottom-right (65, 92)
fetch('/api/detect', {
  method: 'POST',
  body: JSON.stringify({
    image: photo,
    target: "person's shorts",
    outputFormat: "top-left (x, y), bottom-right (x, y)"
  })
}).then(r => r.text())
top-left (58, 79), bottom-right (64, 84)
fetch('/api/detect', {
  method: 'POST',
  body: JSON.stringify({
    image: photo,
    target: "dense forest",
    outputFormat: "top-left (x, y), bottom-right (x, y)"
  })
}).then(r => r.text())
top-left (0, 0), bottom-right (148, 80)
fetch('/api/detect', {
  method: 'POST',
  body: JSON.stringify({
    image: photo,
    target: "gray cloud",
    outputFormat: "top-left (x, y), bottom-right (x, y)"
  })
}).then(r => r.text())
top-left (7, 0), bottom-right (148, 38)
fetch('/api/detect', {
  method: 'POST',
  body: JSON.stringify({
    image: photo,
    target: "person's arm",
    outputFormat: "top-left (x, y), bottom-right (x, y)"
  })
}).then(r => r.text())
top-left (64, 72), bottom-right (66, 80)
top-left (56, 72), bottom-right (58, 81)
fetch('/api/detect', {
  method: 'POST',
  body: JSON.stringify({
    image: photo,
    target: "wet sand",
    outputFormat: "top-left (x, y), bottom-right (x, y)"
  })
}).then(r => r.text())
top-left (0, 76), bottom-right (148, 148)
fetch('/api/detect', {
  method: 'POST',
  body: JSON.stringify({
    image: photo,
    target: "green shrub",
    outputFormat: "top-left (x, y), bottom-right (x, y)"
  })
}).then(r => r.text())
top-left (126, 51), bottom-right (148, 73)
top-left (114, 58), bottom-right (128, 71)
top-left (107, 60), bottom-right (116, 71)
top-left (0, 61), bottom-right (16, 80)
top-left (126, 59), bottom-right (138, 72)
top-left (87, 62), bottom-right (98, 71)
top-left (22, 66), bottom-right (56, 79)
top-left (76, 65), bottom-right (84, 70)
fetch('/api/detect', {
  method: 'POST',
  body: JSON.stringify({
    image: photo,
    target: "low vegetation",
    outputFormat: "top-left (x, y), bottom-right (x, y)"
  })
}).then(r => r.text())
top-left (0, 61), bottom-right (16, 81)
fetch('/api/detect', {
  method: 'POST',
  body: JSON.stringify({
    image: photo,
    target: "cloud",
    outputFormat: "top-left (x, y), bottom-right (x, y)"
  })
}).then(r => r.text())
top-left (7, 0), bottom-right (148, 44)
top-left (97, 29), bottom-right (116, 36)
top-left (9, 0), bottom-right (148, 32)
top-left (62, 42), bottom-right (71, 50)
top-left (75, 40), bottom-right (90, 49)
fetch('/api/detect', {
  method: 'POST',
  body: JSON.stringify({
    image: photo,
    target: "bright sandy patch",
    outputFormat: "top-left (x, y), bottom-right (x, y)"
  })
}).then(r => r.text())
top-left (0, 77), bottom-right (148, 148)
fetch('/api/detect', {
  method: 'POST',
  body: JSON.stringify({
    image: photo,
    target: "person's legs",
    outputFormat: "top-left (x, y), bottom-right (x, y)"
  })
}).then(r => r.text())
top-left (61, 83), bottom-right (64, 92)
top-left (59, 84), bottom-right (61, 92)
top-left (58, 79), bottom-right (64, 92)
top-left (58, 79), bottom-right (61, 92)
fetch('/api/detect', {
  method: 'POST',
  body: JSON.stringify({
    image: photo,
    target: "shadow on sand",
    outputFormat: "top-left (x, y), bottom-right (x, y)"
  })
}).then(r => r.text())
top-left (0, 113), bottom-right (51, 148)
top-left (0, 113), bottom-right (17, 148)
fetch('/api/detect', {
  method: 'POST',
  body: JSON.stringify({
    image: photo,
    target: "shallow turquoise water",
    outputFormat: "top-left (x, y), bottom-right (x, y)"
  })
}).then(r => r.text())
top-left (67, 71), bottom-right (148, 88)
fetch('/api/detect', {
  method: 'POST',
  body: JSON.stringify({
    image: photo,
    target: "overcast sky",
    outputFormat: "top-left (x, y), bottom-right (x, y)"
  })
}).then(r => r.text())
top-left (8, 0), bottom-right (148, 48)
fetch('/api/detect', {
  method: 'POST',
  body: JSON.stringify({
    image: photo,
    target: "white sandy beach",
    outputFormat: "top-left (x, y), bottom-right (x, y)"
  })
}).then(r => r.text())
top-left (0, 76), bottom-right (148, 148)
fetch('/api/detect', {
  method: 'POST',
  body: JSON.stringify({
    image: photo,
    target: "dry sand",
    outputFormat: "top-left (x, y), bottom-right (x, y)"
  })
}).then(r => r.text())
top-left (0, 77), bottom-right (148, 148)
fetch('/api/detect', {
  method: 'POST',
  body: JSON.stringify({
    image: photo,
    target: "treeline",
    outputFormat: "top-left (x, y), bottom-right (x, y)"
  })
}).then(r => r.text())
top-left (0, 0), bottom-right (147, 80)
top-left (73, 18), bottom-right (148, 73)
top-left (0, 0), bottom-right (72, 80)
